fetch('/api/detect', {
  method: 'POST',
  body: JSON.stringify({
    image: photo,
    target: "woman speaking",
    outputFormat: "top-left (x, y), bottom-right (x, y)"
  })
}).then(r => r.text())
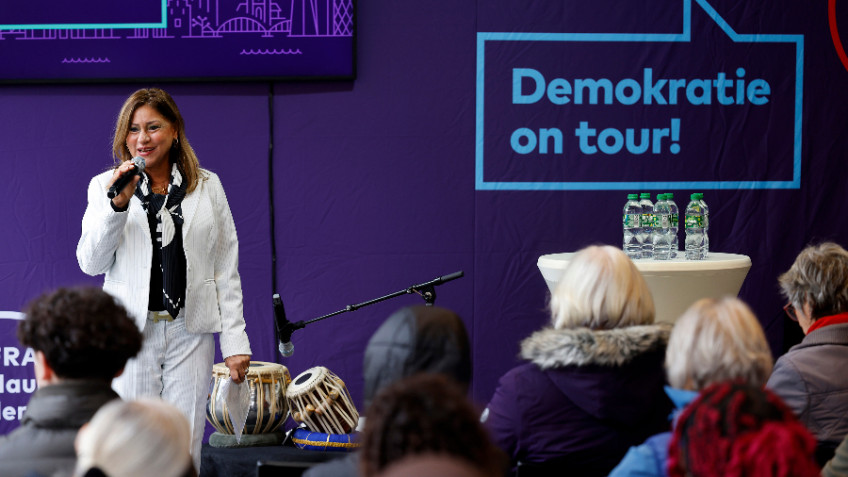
top-left (77, 88), bottom-right (252, 472)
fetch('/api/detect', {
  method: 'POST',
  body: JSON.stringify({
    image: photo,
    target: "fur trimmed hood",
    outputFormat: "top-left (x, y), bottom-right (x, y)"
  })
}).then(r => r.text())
top-left (520, 323), bottom-right (672, 369)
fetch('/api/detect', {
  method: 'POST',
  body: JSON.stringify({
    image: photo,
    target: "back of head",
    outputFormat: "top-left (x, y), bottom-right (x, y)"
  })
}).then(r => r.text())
top-left (779, 242), bottom-right (848, 318)
top-left (375, 454), bottom-right (488, 477)
top-left (359, 373), bottom-right (505, 477)
top-left (18, 286), bottom-right (142, 381)
top-left (550, 245), bottom-right (654, 329)
top-left (668, 381), bottom-right (819, 477)
top-left (665, 297), bottom-right (773, 391)
top-left (362, 305), bottom-right (471, 407)
top-left (75, 398), bottom-right (195, 477)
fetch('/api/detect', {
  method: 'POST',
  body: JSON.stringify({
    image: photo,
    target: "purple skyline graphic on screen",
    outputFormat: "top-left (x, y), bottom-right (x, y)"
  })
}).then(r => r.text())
top-left (0, 0), bottom-right (355, 81)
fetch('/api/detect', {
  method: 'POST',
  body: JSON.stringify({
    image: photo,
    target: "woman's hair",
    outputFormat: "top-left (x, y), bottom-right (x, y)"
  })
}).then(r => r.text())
top-left (359, 373), bottom-right (505, 477)
top-left (668, 381), bottom-right (819, 477)
top-left (665, 297), bottom-right (773, 390)
top-left (74, 398), bottom-right (196, 477)
top-left (779, 242), bottom-right (848, 319)
top-left (549, 245), bottom-right (654, 330)
top-left (18, 286), bottom-right (142, 381)
top-left (112, 88), bottom-right (202, 193)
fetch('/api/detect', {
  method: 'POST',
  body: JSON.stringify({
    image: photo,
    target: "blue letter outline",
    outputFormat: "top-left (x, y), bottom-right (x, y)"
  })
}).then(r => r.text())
top-left (475, 0), bottom-right (803, 190)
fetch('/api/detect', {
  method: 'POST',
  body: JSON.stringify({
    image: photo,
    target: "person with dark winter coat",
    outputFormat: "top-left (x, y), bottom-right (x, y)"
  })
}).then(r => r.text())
top-left (303, 305), bottom-right (472, 477)
top-left (483, 245), bottom-right (673, 476)
top-left (0, 287), bottom-right (143, 477)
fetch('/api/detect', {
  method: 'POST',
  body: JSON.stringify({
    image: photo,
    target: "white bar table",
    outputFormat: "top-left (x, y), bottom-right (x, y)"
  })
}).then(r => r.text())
top-left (537, 252), bottom-right (752, 323)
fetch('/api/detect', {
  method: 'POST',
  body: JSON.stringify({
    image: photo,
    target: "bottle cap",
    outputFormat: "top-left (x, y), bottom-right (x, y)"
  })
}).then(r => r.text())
top-left (696, 193), bottom-right (704, 199)
top-left (657, 193), bottom-right (665, 200)
top-left (691, 193), bottom-right (699, 200)
top-left (640, 193), bottom-right (651, 199)
top-left (627, 193), bottom-right (639, 200)
top-left (667, 192), bottom-right (674, 199)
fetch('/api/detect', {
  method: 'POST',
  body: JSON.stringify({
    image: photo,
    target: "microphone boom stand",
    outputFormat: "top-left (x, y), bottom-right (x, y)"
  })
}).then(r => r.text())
top-left (275, 270), bottom-right (464, 351)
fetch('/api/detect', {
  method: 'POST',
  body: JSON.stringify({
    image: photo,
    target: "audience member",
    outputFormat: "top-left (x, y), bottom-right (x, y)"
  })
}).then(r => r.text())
top-left (375, 454), bottom-right (487, 477)
top-left (0, 287), bottom-right (143, 477)
top-left (73, 398), bottom-right (196, 477)
top-left (359, 373), bottom-right (505, 477)
top-left (609, 296), bottom-right (774, 476)
top-left (483, 245), bottom-right (672, 475)
top-left (767, 242), bottom-right (848, 463)
top-left (304, 305), bottom-right (472, 477)
top-left (668, 381), bottom-right (819, 477)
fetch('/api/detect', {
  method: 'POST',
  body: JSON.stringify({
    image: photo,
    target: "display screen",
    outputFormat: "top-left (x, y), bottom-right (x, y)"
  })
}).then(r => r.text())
top-left (0, 0), bottom-right (355, 82)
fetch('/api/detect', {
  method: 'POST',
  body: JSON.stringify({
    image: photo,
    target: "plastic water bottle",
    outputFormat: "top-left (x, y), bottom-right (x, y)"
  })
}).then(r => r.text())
top-left (697, 193), bottom-right (709, 258)
top-left (623, 194), bottom-right (642, 259)
top-left (652, 194), bottom-right (672, 260)
top-left (684, 193), bottom-right (706, 260)
top-left (667, 192), bottom-right (680, 258)
top-left (639, 192), bottom-right (654, 259)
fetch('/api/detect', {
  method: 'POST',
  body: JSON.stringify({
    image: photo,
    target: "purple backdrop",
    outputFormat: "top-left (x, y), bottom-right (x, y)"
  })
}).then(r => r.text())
top-left (0, 0), bottom-right (847, 442)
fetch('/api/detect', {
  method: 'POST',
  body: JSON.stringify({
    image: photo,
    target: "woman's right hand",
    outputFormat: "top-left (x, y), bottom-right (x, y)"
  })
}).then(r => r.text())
top-left (109, 160), bottom-right (141, 209)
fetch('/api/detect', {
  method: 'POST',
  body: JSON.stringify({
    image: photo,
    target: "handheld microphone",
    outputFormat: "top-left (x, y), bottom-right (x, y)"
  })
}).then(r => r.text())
top-left (107, 156), bottom-right (145, 199)
top-left (273, 294), bottom-right (295, 357)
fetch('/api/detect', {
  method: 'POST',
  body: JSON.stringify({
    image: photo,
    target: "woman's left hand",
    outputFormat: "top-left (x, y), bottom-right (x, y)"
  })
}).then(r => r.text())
top-left (224, 354), bottom-right (251, 384)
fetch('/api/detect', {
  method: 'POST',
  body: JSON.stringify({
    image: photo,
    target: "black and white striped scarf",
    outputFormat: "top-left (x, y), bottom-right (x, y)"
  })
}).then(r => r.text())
top-left (134, 163), bottom-right (187, 318)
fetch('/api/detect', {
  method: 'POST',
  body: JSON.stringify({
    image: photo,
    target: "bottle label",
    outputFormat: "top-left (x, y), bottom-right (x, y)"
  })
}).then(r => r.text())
top-left (657, 214), bottom-right (669, 228)
top-left (684, 215), bottom-right (704, 228)
top-left (623, 214), bottom-right (641, 227)
top-left (641, 213), bottom-right (655, 227)
top-left (671, 214), bottom-right (679, 227)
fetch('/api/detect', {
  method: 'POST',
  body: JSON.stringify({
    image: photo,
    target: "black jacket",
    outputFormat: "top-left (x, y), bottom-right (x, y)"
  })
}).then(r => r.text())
top-left (0, 380), bottom-right (120, 477)
top-left (304, 305), bottom-right (471, 477)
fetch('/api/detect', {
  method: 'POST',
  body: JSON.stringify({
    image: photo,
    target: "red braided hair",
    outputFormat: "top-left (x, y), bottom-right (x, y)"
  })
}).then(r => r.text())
top-left (667, 380), bottom-right (819, 477)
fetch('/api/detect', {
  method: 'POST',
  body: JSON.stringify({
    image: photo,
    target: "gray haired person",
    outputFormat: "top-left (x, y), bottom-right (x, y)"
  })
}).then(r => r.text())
top-left (767, 242), bottom-right (848, 464)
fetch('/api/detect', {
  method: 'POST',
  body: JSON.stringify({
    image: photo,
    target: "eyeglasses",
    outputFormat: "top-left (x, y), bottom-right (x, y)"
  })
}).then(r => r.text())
top-left (783, 302), bottom-right (798, 322)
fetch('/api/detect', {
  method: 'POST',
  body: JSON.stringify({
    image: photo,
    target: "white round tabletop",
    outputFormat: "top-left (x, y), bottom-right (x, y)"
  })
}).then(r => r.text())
top-left (537, 252), bottom-right (752, 323)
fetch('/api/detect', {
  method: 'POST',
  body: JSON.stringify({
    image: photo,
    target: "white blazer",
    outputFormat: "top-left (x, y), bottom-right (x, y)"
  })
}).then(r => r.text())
top-left (77, 169), bottom-right (251, 358)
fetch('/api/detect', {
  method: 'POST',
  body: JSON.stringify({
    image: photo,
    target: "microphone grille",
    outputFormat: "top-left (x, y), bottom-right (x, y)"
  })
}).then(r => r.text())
top-left (132, 156), bottom-right (146, 172)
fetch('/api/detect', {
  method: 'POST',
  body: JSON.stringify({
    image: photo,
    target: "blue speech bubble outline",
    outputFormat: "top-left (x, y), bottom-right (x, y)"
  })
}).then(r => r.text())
top-left (475, 0), bottom-right (804, 191)
top-left (0, 1), bottom-right (167, 30)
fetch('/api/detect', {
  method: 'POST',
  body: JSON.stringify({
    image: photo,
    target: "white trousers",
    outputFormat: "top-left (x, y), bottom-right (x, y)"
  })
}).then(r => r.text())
top-left (113, 313), bottom-right (214, 474)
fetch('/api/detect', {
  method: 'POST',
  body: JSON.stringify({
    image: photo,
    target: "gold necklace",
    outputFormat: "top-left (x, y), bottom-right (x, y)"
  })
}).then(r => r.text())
top-left (152, 184), bottom-right (169, 194)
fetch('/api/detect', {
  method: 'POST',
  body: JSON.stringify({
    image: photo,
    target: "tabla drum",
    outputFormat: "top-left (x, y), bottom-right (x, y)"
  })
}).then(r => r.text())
top-left (286, 366), bottom-right (359, 435)
top-left (206, 361), bottom-right (291, 435)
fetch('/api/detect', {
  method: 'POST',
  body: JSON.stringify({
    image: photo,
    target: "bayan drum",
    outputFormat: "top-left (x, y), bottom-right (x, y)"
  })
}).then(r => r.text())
top-left (206, 361), bottom-right (291, 435)
top-left (286, 366), bottom-right (359, 434)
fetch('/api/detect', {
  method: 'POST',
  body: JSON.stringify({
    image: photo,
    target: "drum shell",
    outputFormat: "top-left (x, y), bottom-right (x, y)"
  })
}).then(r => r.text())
top-left (286, 366), bottom-right (359, 435)
top-left (206, 361), bottom-right (291, 435)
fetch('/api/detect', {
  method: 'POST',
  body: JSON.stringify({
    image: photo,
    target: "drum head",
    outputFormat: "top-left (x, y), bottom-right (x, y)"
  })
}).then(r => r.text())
top-left (286, 366), bottom-right (329, 397)
top-left (245, 361), bottom-right (284, 378)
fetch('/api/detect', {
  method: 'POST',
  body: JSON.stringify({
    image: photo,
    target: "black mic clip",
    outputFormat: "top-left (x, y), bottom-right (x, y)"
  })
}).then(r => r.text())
top-left (272, 293), bottom-right (304, 358)
top-left (407, 271), bottom-right (464, 306)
